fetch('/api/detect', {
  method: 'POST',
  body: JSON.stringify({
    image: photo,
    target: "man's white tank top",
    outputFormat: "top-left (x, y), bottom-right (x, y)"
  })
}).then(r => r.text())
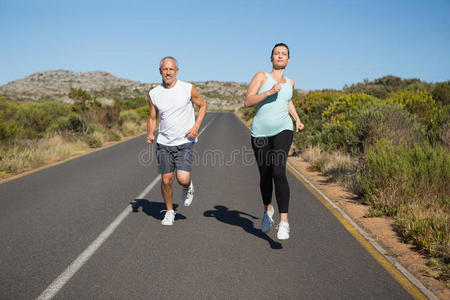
top-left (149, 80), bottom-right (196, 146)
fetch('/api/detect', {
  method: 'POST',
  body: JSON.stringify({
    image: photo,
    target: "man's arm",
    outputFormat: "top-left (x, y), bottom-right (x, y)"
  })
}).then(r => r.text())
top-left (185, 86), bottom-right (207, 139)
top-left (146, 96), bottom-right (158, 144)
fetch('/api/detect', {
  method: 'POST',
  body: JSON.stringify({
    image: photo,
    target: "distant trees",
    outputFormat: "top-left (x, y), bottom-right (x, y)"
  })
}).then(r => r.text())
top-left (344, 76), bottom-right (450, 106)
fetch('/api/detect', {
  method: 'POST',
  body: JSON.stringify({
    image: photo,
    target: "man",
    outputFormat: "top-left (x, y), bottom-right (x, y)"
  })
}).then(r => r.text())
top-left (146, 56), bottom-right (207, 225)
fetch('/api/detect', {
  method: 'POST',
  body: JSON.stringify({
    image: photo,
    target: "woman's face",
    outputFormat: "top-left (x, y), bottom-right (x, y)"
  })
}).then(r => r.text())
top-left (271, 46), bottom-right (290, 69)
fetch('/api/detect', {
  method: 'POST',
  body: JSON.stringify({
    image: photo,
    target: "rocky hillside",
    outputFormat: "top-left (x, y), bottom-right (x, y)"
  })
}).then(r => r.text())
top-left (0, 70), bottom-right (308, 110)
top-left (0, 70), bottom-right (250, 110)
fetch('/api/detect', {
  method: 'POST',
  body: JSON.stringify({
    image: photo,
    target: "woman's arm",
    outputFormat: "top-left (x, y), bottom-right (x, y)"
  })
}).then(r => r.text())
top-left (244, 72), bottom-right (280, 107)
top-left (289, 101), bottom-right (304, 131)
top-left (288, 78), bottom-right (305, 132)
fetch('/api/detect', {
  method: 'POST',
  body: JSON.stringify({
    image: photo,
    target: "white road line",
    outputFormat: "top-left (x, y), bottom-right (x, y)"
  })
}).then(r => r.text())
top-left (198, 115), bottom-right (217, 136)
top-left (37, 114), bottom-right (217, 300)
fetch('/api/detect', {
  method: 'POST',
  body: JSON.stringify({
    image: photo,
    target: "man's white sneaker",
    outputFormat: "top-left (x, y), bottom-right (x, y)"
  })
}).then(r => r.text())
top-left (161, 210), bottom-right (175, 225)
top-left (277, 221), bottom-right (290, 240)
top-left (182, 181), bottom-right (194, 206)
top-left (261, 207), bottom-right (274, 233)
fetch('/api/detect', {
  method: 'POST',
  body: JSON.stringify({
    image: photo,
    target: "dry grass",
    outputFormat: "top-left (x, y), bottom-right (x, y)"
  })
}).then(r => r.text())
top-left (0, 118), bottom-right (147, 178)
top-left (300, 145), bottom-right (322, 167)
top-left (301, 146), bottom-right (361, 195)
top-left (0, 136), bottom-right (86, 176)
top-left (85, 131), bottom-right (104, 148)
top-left (105, 129), bottom-right (122, 142)
top-left (121, 121), bottom-right (146, 137)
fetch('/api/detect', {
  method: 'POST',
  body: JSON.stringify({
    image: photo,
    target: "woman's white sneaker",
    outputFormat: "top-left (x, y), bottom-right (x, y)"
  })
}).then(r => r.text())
top-left (277, 221), bottom-right (290, 240)
top-left (261, 207), bottom-right (274, 233)
top-left (161, 210), bottom-right (175, 225)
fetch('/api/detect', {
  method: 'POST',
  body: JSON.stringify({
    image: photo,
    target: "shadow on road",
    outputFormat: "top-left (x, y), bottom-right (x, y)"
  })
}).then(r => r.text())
top-left (130, 199), bottom-right (186, 221)
top-left (204, 205), bottom-right (282, 249)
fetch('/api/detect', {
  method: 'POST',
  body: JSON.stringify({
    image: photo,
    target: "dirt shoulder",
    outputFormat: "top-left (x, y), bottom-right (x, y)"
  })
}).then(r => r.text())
top-left (234, 110), bottom-right (449, 300)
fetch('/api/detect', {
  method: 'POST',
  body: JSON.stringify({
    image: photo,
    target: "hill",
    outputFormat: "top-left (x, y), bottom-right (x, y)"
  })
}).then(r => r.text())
top-left (0, 70), bottom-right (252, 110)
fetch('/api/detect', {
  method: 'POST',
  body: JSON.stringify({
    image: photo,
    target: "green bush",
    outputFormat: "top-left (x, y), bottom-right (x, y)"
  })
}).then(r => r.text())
top-left (105, 130), bottom-right (122, 142)
top-left (317, 93), bottom-right (378, 152)
top-left (85, 134), bottom-right (103, 148)
top-left (355, 102), bottom-right (425, 150)
top-left (319, 123), bottom-right (359, 153)
top-left (0, 115), bottom-right (20, 140)
top-left (115, 96), bottom-right (147, 110)
top-left (48, 116), bottom-right (73, 134)
top-left (136, 106), bottom-right (149, 120)
top-left (68, 115), bottom-right (86, 135)
top-left (18, 102), bottom-right (61, 134)
top-left (293, 90), bottom-right (342, 119)
top-left (388, 90), bottom-right (442, 146)
top-left (291, 92), bottom-right (379, 153)
top-left (360, 139), bottom-right (450, 216)
top-left (428, 104), bottom-right (450, 147)
top-left (360, 139), bottom-right (450, 262)
top-left (119, 110), bottom-right (141, 124)
top-left (388, 90), bottom-right (436, 116)
top-left (292, 110), bottom-right (322, 151)
top-left (87, 123), bottom-right (101, 135)
top-left (291, 90), bottom-right (343, 151)
top-left (395, 202), bottom-right (449, 259)
top-left (322, 93), bottom-right (378, 126)
top-left (432, 81), bottom-right (450, 105)
top-left (2, 101), bottom-right (73, 139)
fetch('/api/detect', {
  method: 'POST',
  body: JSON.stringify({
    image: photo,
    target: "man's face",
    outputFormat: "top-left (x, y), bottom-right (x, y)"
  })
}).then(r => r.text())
top-left (159, 59), bottom-right (179, 86)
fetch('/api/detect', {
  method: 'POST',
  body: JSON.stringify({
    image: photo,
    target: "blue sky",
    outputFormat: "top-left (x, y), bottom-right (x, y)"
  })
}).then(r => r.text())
top-left (1, 0), bottom-right (449, 90)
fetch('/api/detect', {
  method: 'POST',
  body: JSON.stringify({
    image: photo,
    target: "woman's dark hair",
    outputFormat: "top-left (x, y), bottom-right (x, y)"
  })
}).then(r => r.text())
top-left (271, 43), bottom-right (290, 58)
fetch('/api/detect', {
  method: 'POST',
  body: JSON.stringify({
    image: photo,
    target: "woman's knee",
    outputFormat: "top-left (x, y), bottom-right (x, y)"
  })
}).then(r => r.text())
top-left (272, 166), bottom-right (287, 181)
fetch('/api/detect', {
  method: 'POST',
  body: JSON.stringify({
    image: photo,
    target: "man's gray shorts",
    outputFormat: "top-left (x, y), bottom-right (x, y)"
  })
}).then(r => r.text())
top-left (156, 142), bottom-right (195, 174)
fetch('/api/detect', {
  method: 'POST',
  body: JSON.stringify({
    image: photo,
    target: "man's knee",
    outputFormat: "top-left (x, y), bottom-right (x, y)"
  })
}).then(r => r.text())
top-left (161, 173), bottom-right (174, 186)
top-left (176, 171), bottom-right (190, 186)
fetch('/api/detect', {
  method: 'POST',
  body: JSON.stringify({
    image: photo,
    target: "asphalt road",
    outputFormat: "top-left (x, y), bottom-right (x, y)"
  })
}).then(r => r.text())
top-left (0, 112), bottom-right (414, 299)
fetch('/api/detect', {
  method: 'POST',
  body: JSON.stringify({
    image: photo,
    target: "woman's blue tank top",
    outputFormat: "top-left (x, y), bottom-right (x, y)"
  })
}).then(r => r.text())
top-left (251, 72), bottom-right (293, 137)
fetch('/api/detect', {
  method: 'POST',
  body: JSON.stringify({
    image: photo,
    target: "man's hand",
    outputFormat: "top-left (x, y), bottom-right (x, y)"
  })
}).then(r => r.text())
top-left (185, 125), bottom-right (199, 139)
top-left (146, 133), bottom-right (155, 144)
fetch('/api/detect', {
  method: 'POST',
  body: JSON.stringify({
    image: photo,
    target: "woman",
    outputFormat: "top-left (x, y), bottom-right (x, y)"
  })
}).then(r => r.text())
top-left (244, 43), bottom-right (304, 240)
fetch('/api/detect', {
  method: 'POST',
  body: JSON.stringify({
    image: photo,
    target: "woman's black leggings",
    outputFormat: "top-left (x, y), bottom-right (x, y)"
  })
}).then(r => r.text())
top-left (251, 130), bottom-right (293, 213)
